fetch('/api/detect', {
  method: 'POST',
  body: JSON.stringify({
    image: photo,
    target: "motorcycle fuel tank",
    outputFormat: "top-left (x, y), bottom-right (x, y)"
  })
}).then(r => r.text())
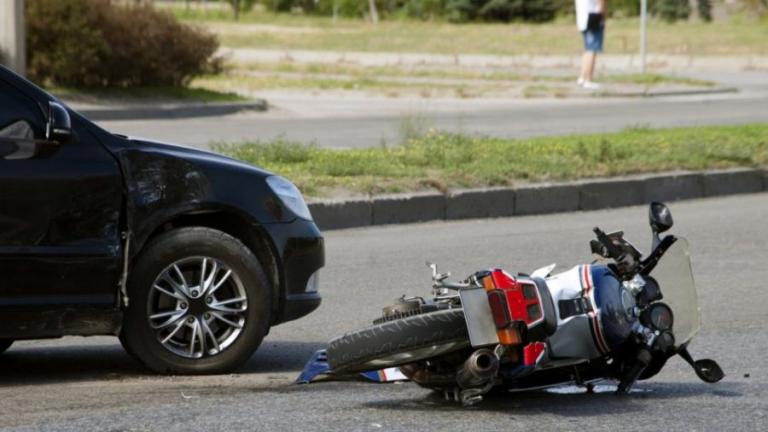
top-left (545, 265), bottom-right (635, 361)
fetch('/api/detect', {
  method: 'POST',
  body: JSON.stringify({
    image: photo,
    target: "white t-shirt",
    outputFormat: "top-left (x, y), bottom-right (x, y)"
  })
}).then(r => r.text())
top-left (575, 0), bottom-right (601, 31)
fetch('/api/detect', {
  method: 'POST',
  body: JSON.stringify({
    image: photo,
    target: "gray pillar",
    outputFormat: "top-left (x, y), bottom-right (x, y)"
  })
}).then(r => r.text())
top-left (639, 0), bottom-right (647, 74)
top-left (0, 0), bottom-right (26, 76)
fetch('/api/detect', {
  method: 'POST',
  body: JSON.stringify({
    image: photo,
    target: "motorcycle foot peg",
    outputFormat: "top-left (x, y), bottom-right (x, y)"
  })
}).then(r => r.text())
top-left (460, 389), bottom-right (485, 407)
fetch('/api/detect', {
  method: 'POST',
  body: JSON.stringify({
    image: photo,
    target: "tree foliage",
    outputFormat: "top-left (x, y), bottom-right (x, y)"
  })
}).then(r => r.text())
top-left (225, 0), bottom-right (258, 20)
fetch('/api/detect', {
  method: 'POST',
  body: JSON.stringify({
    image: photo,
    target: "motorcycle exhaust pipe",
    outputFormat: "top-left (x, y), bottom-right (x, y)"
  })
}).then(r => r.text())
top-left (456, 348), bottom-right (500, 389)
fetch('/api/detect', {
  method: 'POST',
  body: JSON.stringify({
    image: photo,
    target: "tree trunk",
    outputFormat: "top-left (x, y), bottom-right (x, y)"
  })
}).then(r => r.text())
top-left (368, 0), bottom-right (379, 24)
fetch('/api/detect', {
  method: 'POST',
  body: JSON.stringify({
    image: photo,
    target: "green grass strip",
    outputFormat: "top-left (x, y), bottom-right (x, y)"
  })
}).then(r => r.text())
top-left (215, 124), bottom-right (767, 197)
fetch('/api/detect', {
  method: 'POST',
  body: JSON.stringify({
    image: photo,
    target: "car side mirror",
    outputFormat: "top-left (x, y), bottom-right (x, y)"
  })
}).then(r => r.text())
top-left (46, 101), bottom-right (72, 143)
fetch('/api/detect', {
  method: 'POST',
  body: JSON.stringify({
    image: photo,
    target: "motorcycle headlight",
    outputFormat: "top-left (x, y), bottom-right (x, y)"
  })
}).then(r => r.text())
top-left (266, 176), bottom-right (313, 221)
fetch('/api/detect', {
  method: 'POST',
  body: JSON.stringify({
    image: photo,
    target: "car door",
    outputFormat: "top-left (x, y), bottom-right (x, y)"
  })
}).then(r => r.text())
top-left (0, 76), bottom-right (124, 337)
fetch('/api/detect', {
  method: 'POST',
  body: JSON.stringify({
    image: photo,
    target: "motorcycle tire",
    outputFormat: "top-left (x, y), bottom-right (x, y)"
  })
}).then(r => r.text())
top-left (327, 308), bottom-right (470, 373)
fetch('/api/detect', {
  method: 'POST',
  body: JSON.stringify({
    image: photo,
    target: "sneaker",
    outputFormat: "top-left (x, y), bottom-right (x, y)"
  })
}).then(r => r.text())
top-left (577, 78), bottom-right (585, 86)
top-left (580, 80), bottom-right (601, 90)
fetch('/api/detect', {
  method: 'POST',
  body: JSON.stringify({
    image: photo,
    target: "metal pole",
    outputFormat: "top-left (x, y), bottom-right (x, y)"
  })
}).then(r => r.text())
top-left (0, 0), bottom-right (26, 76)
top-left (640, 0), bottom-right (647, 74)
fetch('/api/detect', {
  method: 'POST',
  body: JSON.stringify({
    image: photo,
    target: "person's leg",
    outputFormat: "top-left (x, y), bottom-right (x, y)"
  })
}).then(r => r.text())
top-left (588, 51), bottom-right (597, 81)
top-left (579, 26), bottom-right (603, 88)
top-left (581, 51), bottom-right (596, 82)
top-left (588, 25), bottom-right (604, 82)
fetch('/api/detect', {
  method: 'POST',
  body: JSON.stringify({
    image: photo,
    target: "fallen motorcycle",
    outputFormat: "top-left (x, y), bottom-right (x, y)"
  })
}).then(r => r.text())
top-left (323, 202), bottom-right (724, 405)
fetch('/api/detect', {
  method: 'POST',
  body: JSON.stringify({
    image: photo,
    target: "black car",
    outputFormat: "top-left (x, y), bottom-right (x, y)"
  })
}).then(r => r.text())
top-left (0, 65), bottom-right (324, 374)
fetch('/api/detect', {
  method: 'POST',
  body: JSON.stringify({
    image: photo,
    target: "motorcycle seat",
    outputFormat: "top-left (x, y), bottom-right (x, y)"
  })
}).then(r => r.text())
top-left (529, 277), bottom-right (558, 340)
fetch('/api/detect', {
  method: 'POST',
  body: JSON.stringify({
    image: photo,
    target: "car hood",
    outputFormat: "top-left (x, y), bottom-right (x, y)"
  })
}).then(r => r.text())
top-left (124, 136), bottom-right (274, 178)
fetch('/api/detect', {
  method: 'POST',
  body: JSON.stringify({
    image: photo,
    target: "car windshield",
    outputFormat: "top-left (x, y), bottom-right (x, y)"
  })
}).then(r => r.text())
top-left (649, 237), bottom-right (701, 346)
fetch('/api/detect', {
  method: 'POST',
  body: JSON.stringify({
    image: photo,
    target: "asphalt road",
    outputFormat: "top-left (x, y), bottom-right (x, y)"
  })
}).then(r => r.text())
top-left (1, 194), bottom-right (766, 431)
top-left (95, 89), bottom-right (768, 149)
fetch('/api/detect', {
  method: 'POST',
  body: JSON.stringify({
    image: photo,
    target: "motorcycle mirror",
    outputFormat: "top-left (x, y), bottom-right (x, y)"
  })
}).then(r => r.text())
top-left (649, 202), bottom-right (673, 234)
top-left (693, 359), bottom-right (725, 384)
top-left (678, 347), bottom-right (725, 384)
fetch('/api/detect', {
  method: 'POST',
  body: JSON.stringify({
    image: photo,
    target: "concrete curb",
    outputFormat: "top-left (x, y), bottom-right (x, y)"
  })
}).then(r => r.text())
top-left (597, 87), bottom-right (738, 98)
top-left (73, 100), bottom-right (268, 121)
top-left (309, 168), bottom-right (767, 231)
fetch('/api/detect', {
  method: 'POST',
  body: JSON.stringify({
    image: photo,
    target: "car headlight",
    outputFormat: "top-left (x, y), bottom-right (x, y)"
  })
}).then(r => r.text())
top-left (266, 175), bottom-right (313, 221)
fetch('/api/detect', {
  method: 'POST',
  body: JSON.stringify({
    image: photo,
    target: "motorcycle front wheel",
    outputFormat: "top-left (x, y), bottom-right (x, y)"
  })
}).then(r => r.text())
top-left (326, 308), bottom-right (470, 373)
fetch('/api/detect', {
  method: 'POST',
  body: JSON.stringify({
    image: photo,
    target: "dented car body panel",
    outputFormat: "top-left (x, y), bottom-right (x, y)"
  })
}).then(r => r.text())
top-left (0, 65), bottom-right (323, 340)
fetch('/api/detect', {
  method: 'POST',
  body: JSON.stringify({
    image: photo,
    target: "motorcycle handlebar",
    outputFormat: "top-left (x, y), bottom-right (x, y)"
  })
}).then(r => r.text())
top-left (593, 227), bottom-right (625, 260)
top-left (436, 281), bottom-right (471, 290)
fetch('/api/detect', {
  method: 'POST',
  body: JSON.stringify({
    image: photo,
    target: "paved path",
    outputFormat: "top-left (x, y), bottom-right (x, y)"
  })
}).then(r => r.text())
top-left (96, 84), bottom-right (768, 149)
top-left (1, 194), bottom-right (766, 431)
top-left (223, 48), bottom-right (768, 72)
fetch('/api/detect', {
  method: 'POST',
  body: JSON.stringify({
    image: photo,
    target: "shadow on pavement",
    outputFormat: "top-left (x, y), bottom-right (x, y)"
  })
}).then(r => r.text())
top-left (241, 340), bottom-right (324, 374)
top-left (0, 339), bottom-right (323, 386)
top-left (359, 381), bottom-right (743, 415)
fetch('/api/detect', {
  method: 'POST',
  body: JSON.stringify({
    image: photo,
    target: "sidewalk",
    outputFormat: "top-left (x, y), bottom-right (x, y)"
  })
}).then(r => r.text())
top-left (221, 48), bottom-right (768, 73)
top-left (213, 48), bottom-right (741, 102)
top-left (236, 69), bottom-right (736, 100)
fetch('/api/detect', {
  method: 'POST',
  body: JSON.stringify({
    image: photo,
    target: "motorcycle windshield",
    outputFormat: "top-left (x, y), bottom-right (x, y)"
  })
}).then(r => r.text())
top-left (649, 237), bottom-right (701, 346)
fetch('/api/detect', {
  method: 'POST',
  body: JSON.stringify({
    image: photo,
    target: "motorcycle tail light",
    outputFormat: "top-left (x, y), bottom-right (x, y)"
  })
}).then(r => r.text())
top-left (480, 269), bottom-right (547, 344)
top-left (488, 290), bottom-right (511, 329)
top-left (527, 304), bottom-right (542, 321)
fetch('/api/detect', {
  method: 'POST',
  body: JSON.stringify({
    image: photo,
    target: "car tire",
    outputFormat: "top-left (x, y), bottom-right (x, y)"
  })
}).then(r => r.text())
top-left (0, 339), bottom-right (13, 354)
top-left (326, 309), bottom-right (470, 373)
top-left (120, 227), bottom-right (272, 374)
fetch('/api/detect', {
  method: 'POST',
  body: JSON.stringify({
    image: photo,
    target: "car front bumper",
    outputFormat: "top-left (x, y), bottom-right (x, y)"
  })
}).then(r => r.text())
top-left (262, 219), bottom-right (325, 325)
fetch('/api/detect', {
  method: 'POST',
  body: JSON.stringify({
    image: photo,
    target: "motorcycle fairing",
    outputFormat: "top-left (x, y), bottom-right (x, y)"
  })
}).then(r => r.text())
top-left (648, 237), bottom-right (700, 347)
top-left (591, 266), bottom-right (637, 350)
top-left (545, 265), bottom-right (610, 360)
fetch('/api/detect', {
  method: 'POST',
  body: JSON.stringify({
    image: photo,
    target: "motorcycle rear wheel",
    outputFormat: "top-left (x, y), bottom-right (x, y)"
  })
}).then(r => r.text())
top-left (326, 308), bottom-right (470, 373)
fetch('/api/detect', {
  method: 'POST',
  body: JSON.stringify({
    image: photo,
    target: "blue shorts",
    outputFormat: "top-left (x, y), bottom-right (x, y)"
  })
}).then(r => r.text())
top-left (582, 26), bottom-right (604, 53)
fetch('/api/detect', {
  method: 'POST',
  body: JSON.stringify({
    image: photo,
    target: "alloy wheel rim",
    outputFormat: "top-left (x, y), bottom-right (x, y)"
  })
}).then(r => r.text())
top-left (147, 257), bottom-right (248, 359)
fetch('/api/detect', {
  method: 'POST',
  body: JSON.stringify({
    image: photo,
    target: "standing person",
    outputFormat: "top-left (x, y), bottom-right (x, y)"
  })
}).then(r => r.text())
top-left (575, 0), bottom-right (607, 89)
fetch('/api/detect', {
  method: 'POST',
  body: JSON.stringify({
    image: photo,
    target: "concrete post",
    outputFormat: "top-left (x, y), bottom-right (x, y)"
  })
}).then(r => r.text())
top-left (0, 0), bottom-right (26, 75)
top-left (640, 0), bottom-right (647, 74)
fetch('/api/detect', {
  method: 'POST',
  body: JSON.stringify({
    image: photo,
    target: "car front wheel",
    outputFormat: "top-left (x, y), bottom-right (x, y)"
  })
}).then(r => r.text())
top-left (120, 227), bottom-right (272, 374)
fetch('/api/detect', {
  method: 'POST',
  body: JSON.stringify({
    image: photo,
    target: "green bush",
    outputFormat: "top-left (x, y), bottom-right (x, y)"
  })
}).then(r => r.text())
top-left (652, 0), bottom-right (691, 22)
top-left (697, 0), bottom-right (713, 21)
top-left (262, 0), bottom-right (557, 22)
top-left (440, 0), bottom-right (558, 22)
top-left (400, 0), bottom-right (449, 19)
top-left (225, 0), bottom-right (259, 19)
top-left (313, 0), bottom-right (377, 17)
top-left (26, 0), bottom-right (220, 88)
top-left (609, 0), bottom-right (641, 17)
